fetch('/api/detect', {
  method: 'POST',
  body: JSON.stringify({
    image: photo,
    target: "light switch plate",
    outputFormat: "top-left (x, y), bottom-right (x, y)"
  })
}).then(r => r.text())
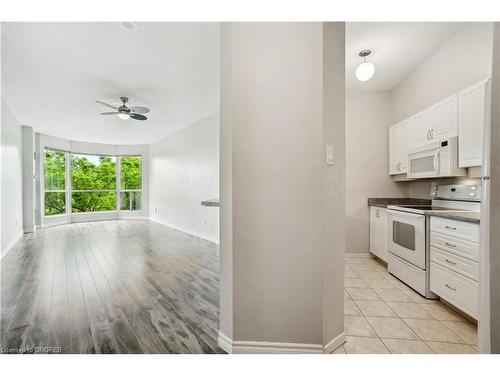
top-left (326, 145), bottom-right (334, 165)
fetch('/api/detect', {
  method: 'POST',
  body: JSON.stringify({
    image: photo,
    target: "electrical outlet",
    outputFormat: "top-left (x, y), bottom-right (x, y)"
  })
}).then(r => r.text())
top-left (203, 218), bottom-right (207, 225)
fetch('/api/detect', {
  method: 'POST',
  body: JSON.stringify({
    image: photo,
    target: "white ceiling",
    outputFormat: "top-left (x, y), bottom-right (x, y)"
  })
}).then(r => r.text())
top-left (1, 22), bottom-right (219, 145)
top-left (346, 22), bottom-right (467, 91)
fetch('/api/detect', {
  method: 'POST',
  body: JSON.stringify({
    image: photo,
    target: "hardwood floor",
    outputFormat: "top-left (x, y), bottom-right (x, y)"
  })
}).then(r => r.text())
top-left (0, 220), bottom-right (223, 354)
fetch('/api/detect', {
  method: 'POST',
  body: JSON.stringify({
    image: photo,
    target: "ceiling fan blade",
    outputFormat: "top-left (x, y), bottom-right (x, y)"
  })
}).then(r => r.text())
top-left (100, 112), bottom-right (118, 115)
top-left (96, 100), bottom-right (118, 110)
top-left (130, 106), bottom-right (150, 114)
top-left (130, 113), bottom-right (147, 121)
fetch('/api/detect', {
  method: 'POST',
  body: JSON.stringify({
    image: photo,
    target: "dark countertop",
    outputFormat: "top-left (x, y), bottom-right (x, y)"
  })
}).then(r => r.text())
top-left (426, 211), bottom-right (480, 223)
top-left (367, 197), bottom-right (431, 208)
top-left (201, 198), bottom-right (219, 207)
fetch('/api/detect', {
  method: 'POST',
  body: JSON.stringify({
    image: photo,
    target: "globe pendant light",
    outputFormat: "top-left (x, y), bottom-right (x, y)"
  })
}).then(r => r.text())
top-left (355, 49), bottom-right (375, 82)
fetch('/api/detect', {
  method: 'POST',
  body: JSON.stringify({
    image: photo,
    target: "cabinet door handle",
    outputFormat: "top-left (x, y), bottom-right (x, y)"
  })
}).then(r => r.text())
top-left (445, 258), bottom-right (457, 265)
top-left (430, 129), bottom-right (434, 139)
top-left (444, 242), bottom-right (456, 248)
top-left (445, 283), bottom-right (457, 291)
top-left (445, 225), bottom-right (457, 230)
top-left (426, 130), bottom-right (431, 140)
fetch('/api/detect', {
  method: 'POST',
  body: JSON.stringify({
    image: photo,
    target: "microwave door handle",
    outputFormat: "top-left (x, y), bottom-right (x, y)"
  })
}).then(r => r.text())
top-left (433, 149), bottom-right (440, 175)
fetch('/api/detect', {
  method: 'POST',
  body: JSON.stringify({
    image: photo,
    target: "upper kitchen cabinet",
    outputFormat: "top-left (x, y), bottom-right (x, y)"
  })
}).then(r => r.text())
top-left (431, 95), bottom-right (458, 141)
top-left (409, 109), bottom-right (433, 150)
top-left (389, 120), bottom-right (409, 175)
top-left (458, 79), bottom-right (490, 168)
top-left (409, 95), bottom-right (458, 150)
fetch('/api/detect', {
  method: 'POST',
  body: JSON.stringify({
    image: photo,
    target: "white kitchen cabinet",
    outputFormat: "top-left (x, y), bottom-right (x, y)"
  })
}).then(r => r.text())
top-left (389, 120), bottom-right (409, 175)
top-left (370, 206), bottom-right (388, 262)
top-left (409, 95), bottom-right (458, 150)
top-left (458, 79), bottom-right (490, 168)
top-left (409, 109), bottom-right (433, 150)
top-left (430, 216), bottom-right (480, 319)
top-left (431, 95), bottom-right (458, 141)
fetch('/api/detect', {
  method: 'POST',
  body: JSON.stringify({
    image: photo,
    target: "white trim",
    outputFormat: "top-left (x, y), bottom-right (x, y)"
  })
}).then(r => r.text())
top-left (1, 230), bottom-right (23, 261)
top-left (150, 217), bottom-right (219, 244)
top-left (42, 211), bottom-right (147, 228)
top-left (217, 332), bottom-right (233, 354)
top-left (322, 332), bottom-right (346, 353)
top-left (217, 331), bottom-right (328, 354)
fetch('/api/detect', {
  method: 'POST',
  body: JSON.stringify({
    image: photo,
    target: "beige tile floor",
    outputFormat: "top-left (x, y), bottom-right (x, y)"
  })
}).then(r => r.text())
top-left (335, 253), bottom-right (478, 354)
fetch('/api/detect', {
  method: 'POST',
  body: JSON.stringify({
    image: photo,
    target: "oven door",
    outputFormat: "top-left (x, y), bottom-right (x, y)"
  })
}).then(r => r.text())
top-left (387, 209), bottom-right (426, 269)
top-left (407, 147), bottom-right (441, 179)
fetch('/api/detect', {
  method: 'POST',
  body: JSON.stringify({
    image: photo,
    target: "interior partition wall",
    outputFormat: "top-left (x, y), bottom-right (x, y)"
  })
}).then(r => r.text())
top-left (36, 133), bottom-right (149, 227)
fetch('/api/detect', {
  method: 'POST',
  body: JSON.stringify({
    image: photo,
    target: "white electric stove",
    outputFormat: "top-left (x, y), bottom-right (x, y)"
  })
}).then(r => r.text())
top-left (386, 184), bottom-right (481, 298)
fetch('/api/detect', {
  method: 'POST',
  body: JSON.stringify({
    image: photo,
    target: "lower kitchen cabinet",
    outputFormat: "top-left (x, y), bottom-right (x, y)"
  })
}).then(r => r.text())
top-left (369, 206), bottom-right (388, 262)
top-left (430, 216), bottom-right (480, 319)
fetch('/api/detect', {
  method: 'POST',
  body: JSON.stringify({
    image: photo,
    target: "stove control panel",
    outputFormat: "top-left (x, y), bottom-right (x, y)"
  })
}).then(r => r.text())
top-left (435, 184), bottom-right (482, 201)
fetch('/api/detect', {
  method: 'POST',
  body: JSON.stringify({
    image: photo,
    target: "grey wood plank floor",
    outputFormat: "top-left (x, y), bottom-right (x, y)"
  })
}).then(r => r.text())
top-left (0, 220), bottom-right (224, 354)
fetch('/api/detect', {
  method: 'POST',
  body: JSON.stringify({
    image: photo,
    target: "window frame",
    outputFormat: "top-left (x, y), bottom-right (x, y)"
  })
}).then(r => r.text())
top-left (70, 152), bottom-right (118, 214)
top-left (42, 149), bottom-right (143, 218)
top-left (43, 148), bottom-right (69, 217)
top-left (118, 155), bottom-right (143, 212)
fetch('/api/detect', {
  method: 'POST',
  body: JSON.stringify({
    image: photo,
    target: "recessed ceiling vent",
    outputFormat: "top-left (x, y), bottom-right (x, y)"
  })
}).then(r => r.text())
top-left (120, 22), bottom-right (138, 32)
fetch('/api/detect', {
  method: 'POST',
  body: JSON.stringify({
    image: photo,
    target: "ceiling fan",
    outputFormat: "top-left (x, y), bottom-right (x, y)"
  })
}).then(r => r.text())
top-left (96, 97), bottom-right (150, 121)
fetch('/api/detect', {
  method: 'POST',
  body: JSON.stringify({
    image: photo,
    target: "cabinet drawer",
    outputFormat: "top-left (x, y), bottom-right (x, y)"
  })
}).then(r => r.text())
top-left (430, 231), bottom-right (479, 262)
top-left (430, 246), bottom-right (479, 281)
top-left (430, 262), bottom-right (478, 318)
top-left (430, 217), bottom-right (480, 243)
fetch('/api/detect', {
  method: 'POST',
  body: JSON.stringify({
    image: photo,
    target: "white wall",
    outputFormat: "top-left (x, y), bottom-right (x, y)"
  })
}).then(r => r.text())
top-left (346, 91), bottom-right (408, 252)
top-left (389, 22), bottom-right (494, 198)
top-left (483, 21), bottom-right (499, 354)
top-left (322, 22), bottom-right (347, 349)
top-left (1, 99), bottom-right (23, 254)
top-left (390, 23), bottom-right (494, 124)
top-left (149, 113), bottom-right (219, 244)
top-left (22, 126), bottom-right (36, 233)
top-left (220, 22), bottom-right (345, 351)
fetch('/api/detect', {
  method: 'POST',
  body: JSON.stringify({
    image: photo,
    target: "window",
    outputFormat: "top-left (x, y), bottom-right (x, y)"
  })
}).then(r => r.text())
top-left (120, 156), bottom-right (142, 211)
top-left (71, 153), bottom-right (117, 213)
top-left (44, 149), bottom-right (66, 216)
top-left (43, 149), bottom-right (143, 217)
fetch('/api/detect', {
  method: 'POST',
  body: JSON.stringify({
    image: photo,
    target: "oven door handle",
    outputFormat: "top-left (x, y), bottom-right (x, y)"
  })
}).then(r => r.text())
top-left (433, 149), bottom-right (440, 175)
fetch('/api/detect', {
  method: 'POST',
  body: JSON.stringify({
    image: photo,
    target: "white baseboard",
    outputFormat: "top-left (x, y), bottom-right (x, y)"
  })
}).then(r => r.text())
top-left (323, 332), bottom-right (346, 353)
top-left (1, 230), bottom-right (23, 261)
top-left (218, 331), bottom-right (338, 354)
top-left (150, 217), bottom-right (219, 244)
top-left (218, 332), bottom-right (233, 353)
top-left (345, 252), bottom-right (372, 258)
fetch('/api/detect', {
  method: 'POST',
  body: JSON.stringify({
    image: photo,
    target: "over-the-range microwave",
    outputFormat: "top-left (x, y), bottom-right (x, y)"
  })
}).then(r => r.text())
top-left (407, 136), bottom-right (467, 179)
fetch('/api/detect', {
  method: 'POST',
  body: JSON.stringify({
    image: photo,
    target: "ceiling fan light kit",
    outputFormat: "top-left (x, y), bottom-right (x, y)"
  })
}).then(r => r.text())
top-left (96, 96), bottom-right (150, 121)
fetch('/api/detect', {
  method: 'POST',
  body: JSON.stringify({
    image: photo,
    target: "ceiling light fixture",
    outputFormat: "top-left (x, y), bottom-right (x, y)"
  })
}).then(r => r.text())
top-left (355, 49), bottom-right (375, 82)
top-left (118, 112), bottom-right (130, 120)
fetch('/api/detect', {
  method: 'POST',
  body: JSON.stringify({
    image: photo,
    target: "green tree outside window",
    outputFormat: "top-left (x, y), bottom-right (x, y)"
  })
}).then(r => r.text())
top-left (44, 150), bottom-right (142, 215)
